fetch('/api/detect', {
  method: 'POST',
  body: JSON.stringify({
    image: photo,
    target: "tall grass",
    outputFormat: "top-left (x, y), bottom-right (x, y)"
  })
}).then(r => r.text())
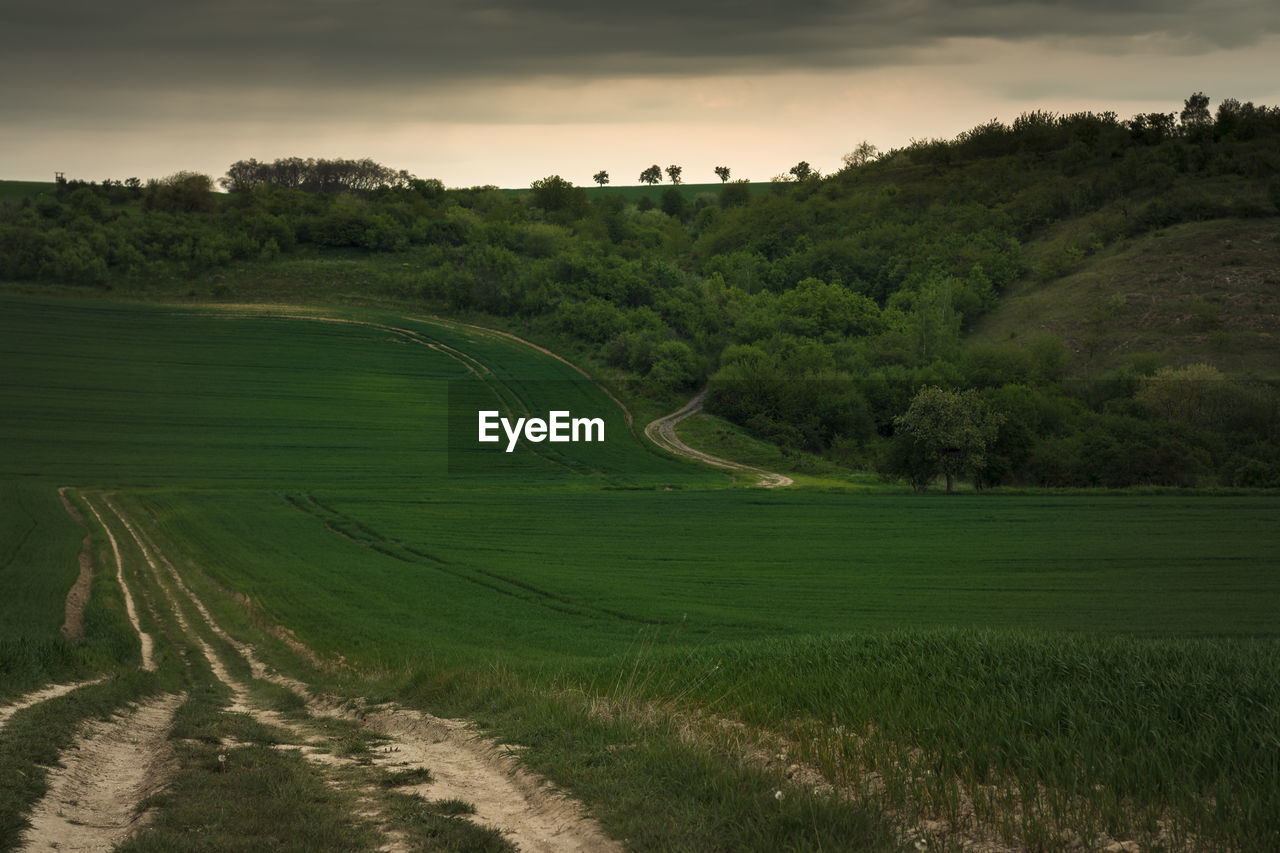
top-left (563, 630), bottom-right (1280, 849)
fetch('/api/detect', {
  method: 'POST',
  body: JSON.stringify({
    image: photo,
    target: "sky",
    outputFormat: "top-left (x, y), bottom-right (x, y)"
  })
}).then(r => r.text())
top-left (2, 0), bottom-right (1278, 190)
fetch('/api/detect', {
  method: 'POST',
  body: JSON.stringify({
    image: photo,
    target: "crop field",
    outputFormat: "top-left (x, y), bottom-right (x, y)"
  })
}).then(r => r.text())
top-left (2, 292), bottom-right (1278, 850)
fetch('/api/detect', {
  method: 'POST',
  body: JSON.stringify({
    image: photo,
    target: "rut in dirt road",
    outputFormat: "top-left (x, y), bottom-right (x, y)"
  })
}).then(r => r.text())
top-left (0, 679), bottom-right (106, 731)
top-left (95, 498), bottom-right (623, 852)
top-left (83, 497), bottom-right (156, 671)
top-left (356, 708), bottom-right (623, 853)
top-left (21, 693), bottom-right (183, 853)
top-left (56, 487), bottom-right (94, 643)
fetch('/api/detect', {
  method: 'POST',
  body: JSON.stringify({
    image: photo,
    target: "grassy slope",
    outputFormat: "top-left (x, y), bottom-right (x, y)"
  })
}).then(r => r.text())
top-left (0, 181), bottom-right (57, 204)
top-left (969, 219), bottom-right (1280, 378)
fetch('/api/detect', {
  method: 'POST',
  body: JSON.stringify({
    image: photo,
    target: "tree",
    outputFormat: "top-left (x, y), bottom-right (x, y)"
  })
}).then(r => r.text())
top-left (714, 166), bottom-right (731, 183)
top-left (1180, 92), bottom-right (1211, 130)
top-left (593, 170), bottom-right (609, 188)
top-left (529, 175), bottom-right (588, 220)
top-left (841, 141), bottom-right (879, 169)
top-left (639, 165), bottom-right (662, 185)
top-left (666, 165), bottom-right (683, 185)
top-left (220, 157), bottom-right (413, 193)
top-left (718, 180), bottom-right (751, 208)
top-left (660, 188), bottom-right (689, 221)
top-left (789, 161), bottom-right (815, 181)
top-left (144, 171), bottom-right (217, 213)
top-left (891, 386), bottom-right (1004, 493)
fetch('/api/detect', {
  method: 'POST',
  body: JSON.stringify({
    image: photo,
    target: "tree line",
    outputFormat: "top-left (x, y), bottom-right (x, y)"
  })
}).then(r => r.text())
top-left (220, 157), bottom-right (415, 194)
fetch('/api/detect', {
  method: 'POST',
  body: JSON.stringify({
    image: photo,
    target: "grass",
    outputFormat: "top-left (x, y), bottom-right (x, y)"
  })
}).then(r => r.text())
top-left (970, 218), bottom-right (1280, 378)
top-left (0, 483), bottom-right (88, 700)
top-left (383, 792), bottom-right (516, 852)
top-left (0, 180), bottom-right (57, 204)
top-left (2, 293), bottom-right (1278, 849)
top-left (118, 742), bottom-right (383, 853)
top-left (673, 410), bottom-right (900, 488)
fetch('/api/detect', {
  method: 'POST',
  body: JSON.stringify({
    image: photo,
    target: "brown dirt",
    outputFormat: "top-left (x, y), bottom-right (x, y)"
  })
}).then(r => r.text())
top-left (56, 487), bottom-right (93, 644)
top-left (644, 389), bottom-right (794, 487)
top-left (354, 706), bottom-right (623, 853)
top-left (22, 693), bottom-right (183, 852)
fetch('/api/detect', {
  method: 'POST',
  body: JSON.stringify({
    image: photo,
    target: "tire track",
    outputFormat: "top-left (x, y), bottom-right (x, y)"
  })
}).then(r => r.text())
top-left (83, 497), bottom-right (156, 671)
top-left (0, 679), bottom-right (107, 730)
top-left (104, 499), bottom-right (622, 852)
top-left (103, 496), bottom-right (312, 702)
top-left (22, 694), bottom-right (184, 853)
top-left (645, 389), bottom-right (794, 487)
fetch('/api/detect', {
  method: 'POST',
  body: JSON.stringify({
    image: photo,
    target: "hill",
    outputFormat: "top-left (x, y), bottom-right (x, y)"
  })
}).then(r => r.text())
top-left (3, 96), bottom-right (1279, 488)
top-left (970, 218), bottom-right (1280, 378)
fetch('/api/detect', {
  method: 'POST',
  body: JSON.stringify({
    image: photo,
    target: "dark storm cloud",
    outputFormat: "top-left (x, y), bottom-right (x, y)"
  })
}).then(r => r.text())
top-left (3, 0), bottom-right (1276, 100)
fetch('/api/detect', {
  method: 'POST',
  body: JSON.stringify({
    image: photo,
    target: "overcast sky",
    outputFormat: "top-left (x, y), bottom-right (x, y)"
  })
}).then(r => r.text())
top-left (2, 0), bottom-right (1278, 188)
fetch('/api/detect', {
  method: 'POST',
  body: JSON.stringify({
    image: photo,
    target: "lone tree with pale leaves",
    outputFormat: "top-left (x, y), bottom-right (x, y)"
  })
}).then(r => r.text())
top-left (842, 141), bottom-right (879, 169)
top-left (666, 165), bottom-right (683, 185)
top-left (890, 386), bottom-right (1004, 493)
top-left (714, 166), bottom-right (730, 183)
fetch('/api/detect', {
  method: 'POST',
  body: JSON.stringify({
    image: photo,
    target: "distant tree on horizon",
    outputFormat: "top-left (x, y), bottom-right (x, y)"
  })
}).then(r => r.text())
top-left (529, 174), bottom-right (589, 219)
top-left (1181, 92), bottom-right (1211, 130)
top-left (789, 161), bottom-right (815, 181)
top-left (639, 165), bottom-right (662, 185)
top-left (666, 165), bottom-right (683, 185)
top-left (593, 170), bottom-right (609, 188)
top-left (842, 141), bottom-right (879, 169)
top-left (220, 157), bottom-right (413, 193)
top-left (144, 171), bottom-right (217, 214)
top-left (714, 166), bottom-right (730, 183)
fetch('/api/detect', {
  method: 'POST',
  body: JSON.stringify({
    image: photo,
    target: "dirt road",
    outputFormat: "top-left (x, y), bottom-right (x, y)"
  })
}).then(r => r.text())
top-left (16, 492), bottom-right (620, 852)
top-left (645, 390), bottom-right (794, 487)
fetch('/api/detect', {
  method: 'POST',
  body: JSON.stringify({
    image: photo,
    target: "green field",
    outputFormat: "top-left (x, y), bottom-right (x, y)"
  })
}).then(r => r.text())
top-left (3, 293), bottom-right (1278, 850)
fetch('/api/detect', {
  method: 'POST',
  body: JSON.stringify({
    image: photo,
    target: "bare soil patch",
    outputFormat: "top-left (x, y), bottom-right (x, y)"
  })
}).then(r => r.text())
top-left (22, 693), bottom-right (183, 852)
top-left (56, 487), bottom-right (93, 644)
top-left (353, 705), bottom-right (622, 853)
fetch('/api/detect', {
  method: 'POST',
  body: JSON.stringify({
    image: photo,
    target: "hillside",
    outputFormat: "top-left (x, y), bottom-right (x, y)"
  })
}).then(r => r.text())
top-left (3, 96), bottom-right (1279, 489)
top-left (971, 218), bottom-right (1280, 378)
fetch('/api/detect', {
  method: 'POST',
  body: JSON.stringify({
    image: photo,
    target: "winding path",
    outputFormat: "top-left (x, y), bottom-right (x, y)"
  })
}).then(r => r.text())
top-left (644, 389), bottom-right (794, 488)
